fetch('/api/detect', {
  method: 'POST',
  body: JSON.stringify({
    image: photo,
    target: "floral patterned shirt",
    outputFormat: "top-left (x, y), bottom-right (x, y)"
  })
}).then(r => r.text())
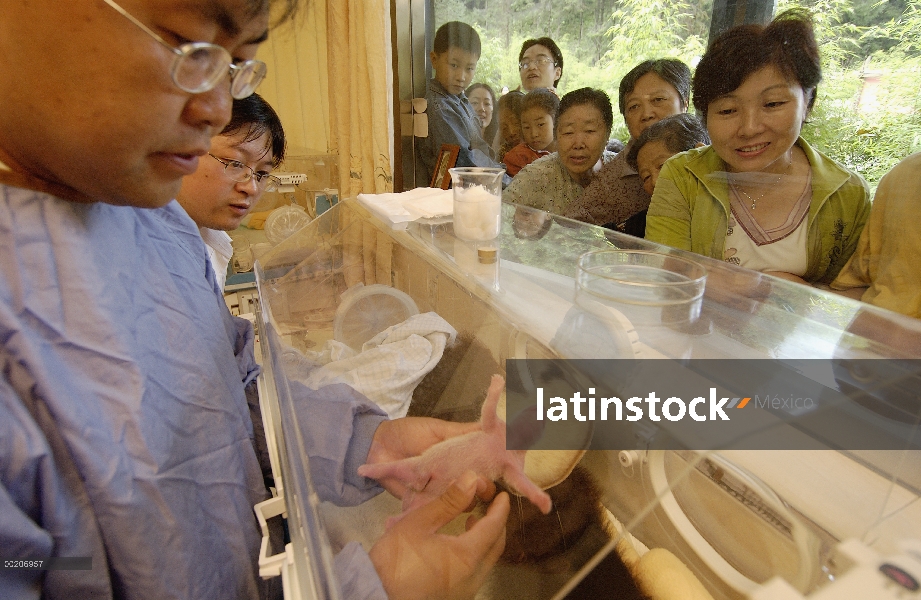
top-left (503, 151), bottom-right (616, 216)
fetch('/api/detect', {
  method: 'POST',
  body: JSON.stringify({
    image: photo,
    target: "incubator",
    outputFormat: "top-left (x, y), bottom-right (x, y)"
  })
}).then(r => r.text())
top-left (253, 198), bottom-right (921, 599)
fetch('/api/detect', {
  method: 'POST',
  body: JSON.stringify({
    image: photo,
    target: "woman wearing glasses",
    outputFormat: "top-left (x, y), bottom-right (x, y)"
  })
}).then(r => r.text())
top-left (518, 37), bottom-right (563, 94)
top-left (177, 92), bottom-right (285, 291)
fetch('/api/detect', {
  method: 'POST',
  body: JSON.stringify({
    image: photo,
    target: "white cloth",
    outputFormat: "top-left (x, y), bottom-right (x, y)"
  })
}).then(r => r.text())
top-left (357, 187), bottom-right (453, 227)
top-left (282, 312), bottom-right (457, 418)
top-left (199, 227), bottom-right (233, 291)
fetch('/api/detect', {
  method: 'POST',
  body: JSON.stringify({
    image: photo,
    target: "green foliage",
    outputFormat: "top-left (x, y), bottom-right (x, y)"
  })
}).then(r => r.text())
top-left (780, 0), bottom-right (921, 189)
top-left (848, 0), bottom-right (908, 55)
top-left (892, 0), bottom-right (921, 53)
top-left (605, 0), bottom-right (709, 63)
top-left (433, 0), bottom-right (921, 188)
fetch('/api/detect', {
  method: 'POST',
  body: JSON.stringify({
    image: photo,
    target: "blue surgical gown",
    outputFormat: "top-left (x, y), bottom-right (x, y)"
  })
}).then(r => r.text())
top-left (0, 182), bottom-right (387, 599)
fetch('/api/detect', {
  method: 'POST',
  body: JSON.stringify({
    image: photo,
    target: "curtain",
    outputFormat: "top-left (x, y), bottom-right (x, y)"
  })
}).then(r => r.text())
top-left (257, 1), bottom-right (394, 197)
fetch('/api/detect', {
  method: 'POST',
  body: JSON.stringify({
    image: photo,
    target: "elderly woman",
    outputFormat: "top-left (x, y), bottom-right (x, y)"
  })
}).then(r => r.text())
top-left (504, 87), bottom-right (616, 216)
top-left (646, 9), bottom-right (870, 285)
top-left (518, 37), bottom-right (563, 93)
top-left (626, 113), bottom-right (710, 197)
top-left (564, 59), bottom-right (691, 234)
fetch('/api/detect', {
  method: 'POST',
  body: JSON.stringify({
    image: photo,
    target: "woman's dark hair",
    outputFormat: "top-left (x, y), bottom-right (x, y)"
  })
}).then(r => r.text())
top-left (520, 87), bottom-right (561, 119)
top-left (221, 92), bottom-right (286, 168)
top-left (433, 21), bottom-right (481, 57)
top-left (498, 90), bottom-right (526, 117)
top-left (519, 37), bottom-right (564, 88)
top-left (556, 88), bottom-right (614, 135)
top-left (693, 8), bottom-right (821, 123)
top-left (626, 113), bottom-right (710, 170)
top-left (466, 82), bottom-right (499, 143)
top-left (618, 59), bottom-right (691, 116)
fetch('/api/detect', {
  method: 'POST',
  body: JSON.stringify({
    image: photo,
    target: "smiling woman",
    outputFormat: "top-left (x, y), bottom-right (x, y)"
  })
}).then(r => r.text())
top-left (646, 8), bottom-right (871, 286)
top-left (466, 82), bottom-right (498, 142)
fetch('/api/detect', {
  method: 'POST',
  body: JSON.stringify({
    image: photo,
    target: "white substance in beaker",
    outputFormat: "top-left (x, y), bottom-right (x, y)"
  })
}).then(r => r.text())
top-left (453, 185), bottom-right (501, 241)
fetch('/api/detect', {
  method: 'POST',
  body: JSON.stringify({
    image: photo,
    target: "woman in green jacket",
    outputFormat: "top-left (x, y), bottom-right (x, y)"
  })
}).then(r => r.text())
top-left (646, 9), bottom-right (870, 285)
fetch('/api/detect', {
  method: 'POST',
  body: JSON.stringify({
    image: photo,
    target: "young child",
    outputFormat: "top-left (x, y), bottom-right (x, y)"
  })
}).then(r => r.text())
top-left (495, 90), bottom-right (525, 161)
top-left (503, 88), bottom-right (559, 177)
top-left (417, 21), bottom-right (500, 185)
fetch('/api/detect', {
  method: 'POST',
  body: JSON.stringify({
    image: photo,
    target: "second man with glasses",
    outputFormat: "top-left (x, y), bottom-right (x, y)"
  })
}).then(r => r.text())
top-left (177, 92), bottom-right (285, 291)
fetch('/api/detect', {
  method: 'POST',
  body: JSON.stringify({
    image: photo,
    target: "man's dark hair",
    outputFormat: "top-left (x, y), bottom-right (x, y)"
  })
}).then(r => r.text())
top-left (626, 113), bottom-right (710, 170)
top-left (557, 87), bottom-right (614, 135)
top-left (618, 59), bottom-right (691, 116)
top-left (693, 8), bottom-right (820, 123)
top-left (433, 21), bottom-right (481, 57)
top-left (221, 92), bottom-right (286, 168)
top-left (519, 37), bottom-right (564, 88)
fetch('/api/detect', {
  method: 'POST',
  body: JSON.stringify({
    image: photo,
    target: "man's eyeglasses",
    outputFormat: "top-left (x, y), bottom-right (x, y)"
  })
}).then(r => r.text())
top-left (518, 57), bottom-right (557, 71)
top-left (209, 154), bottom-right (281, 192)
top-left (102, 0), bottom-right (267, 99)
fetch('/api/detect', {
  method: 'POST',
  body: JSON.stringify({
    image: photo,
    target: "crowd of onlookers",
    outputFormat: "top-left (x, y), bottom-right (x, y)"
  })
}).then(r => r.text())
top-left (5, 3), bottom-right (918, 599)
top-left (418, 12), bottom-right (920, 319)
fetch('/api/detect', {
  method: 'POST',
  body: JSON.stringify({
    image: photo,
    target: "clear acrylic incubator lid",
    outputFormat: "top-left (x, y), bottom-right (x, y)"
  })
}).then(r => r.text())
top-left (254, 198), bottom-right (921, 600)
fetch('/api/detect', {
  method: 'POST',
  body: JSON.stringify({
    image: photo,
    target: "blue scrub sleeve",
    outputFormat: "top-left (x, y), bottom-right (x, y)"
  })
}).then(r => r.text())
top-left (288, 380), bottom-right (388, 506)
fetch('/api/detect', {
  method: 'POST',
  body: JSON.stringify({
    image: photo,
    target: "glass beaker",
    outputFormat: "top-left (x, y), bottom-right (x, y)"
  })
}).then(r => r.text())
top-left (575, 250), bottom-right (707, 356)
top-left (449, 167), bottom-right (505, 242)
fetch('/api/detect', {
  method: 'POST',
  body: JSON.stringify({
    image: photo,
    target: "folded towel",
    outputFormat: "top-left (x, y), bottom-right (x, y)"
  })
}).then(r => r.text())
top-left (403, 190), bottom-right (453, 219)
top-left (357, 188), bottom-right (454, 227)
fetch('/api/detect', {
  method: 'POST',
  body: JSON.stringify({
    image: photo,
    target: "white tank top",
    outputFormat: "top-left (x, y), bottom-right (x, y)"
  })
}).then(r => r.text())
top-left (723, 171), bottom-right (812, 276)
top-left (724, 212), bottom-right (809, 276)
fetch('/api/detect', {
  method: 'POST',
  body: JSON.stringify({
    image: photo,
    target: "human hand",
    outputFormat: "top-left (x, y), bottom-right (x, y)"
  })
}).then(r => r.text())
top-left (369, 471), bottom-right (510, 600)
top-left (359, 375), bottom-right (552, 516)
top-left (365, 416), bottom-right (481, 499)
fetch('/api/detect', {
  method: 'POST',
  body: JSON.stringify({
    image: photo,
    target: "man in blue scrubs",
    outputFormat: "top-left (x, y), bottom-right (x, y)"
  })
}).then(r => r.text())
top-left (0, 1), bottom-right (508, 598)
